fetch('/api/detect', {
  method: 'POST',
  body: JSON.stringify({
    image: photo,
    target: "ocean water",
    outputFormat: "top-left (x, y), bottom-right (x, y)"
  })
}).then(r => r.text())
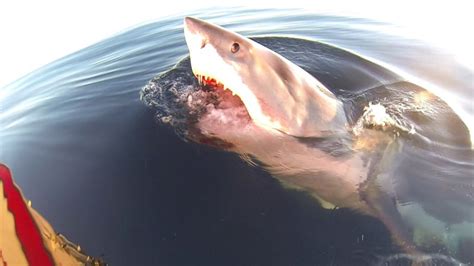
top-left (0, 8), bottom-right (472, 265)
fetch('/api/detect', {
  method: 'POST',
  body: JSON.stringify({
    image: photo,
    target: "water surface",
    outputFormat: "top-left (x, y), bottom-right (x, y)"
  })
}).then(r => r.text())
top-left (0, 8), bottom-right (472, 265)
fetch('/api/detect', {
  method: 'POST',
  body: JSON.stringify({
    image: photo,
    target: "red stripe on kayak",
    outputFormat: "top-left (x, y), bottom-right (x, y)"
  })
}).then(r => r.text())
top-left (0, 164), bottom-right (54, 266)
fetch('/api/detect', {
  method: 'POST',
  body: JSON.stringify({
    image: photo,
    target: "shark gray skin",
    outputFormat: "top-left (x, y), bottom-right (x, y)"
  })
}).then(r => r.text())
top-left (181, 17), bottom-right (474, 261)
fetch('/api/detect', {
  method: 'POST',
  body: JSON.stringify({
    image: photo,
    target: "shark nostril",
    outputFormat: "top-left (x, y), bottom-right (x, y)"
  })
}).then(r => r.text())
top-left (200, 39), bottom-right (207, 49)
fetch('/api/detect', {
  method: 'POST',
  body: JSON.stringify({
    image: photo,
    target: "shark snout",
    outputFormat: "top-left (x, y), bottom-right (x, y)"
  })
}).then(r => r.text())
top-left (184, 17), bottom-right (200, 33)
top-left (184, 17), bottom-right (208, 52)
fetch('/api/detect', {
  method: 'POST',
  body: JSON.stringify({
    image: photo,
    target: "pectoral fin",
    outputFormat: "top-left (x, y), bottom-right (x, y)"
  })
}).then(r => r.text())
top-left (360, 182), bottom-right (416, 252)
top-left (359, 140), bottom-right (420, 255)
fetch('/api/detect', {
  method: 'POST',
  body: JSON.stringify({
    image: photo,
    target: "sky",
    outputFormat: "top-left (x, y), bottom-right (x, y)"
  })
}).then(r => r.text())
top-left (0, 0), bottom-right (473, 89)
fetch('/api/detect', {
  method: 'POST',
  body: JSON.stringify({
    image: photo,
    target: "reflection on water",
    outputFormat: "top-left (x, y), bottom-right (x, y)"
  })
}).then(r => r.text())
top-left (1, 8), bottom-right (472, 265)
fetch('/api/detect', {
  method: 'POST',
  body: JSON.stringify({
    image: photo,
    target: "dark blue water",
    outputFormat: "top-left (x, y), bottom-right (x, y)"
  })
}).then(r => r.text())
top-left (1, 8), bottom-right (472, 265)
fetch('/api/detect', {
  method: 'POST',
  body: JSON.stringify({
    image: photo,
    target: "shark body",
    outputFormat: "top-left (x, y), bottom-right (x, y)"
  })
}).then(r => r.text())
top-left (141, 17), bottom-right (474, 262)
top-left (183, 16), bottom-right (415, 248)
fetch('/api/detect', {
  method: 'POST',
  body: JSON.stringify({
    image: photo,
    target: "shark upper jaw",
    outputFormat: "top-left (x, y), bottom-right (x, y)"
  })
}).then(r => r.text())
top-left (195, 74), bottom-right (233, 95)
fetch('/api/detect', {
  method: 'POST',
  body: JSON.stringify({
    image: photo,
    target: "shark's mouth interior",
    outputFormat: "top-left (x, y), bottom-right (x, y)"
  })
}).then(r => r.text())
top-left (196, 74), bottom-right (243, 106)
top-left (184, 73), bottom-right (251, 148)
top-left (192, 74), bottom-right (251, 123)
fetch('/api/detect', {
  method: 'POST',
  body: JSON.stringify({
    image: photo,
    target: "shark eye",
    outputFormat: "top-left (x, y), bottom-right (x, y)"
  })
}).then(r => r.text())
top-left (231, 42), bottom-right (240, 53)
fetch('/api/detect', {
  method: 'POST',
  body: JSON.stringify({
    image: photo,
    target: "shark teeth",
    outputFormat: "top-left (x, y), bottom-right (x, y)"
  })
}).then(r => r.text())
top-left (195, 74), bottom-right (228, 92)
top-left (193, 74), bottom-right (243, 107)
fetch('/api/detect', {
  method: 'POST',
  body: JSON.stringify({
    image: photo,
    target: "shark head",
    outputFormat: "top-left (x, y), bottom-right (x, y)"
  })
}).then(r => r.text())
top-left (184, 17), bottom-right (347, 139)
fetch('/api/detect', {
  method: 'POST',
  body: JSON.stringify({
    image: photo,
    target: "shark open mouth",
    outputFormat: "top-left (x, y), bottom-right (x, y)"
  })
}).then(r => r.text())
top-left (195, 74), bottom-right (244, 108)
top-left (182, 73), bottom-right (252, 148)
top-left (192, 74), bottom-right (250, 122)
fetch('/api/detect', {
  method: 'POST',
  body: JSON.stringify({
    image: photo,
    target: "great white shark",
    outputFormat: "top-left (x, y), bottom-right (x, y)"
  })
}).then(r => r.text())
top-left (179, 17), bottom-right (473, 261)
